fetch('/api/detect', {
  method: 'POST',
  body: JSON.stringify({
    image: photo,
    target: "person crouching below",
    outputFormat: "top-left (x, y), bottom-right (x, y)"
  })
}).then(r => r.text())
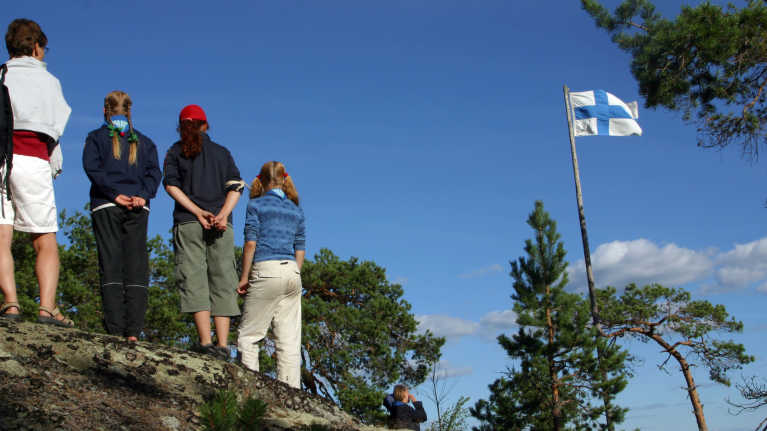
top-left (237, 161), bottom-right (305, 389)
top-left (387, 384), bottom-right (427, 431)
top-left (82, 90), bottom-right (161, 342)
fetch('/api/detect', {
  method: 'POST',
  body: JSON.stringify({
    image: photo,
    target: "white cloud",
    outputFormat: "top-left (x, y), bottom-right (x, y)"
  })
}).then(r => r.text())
top-left (430, 360), bottom-right (473, 379)
top-left (416, 314), bottom-right (478, 339)
top-left (458, 264), bottom-right (504, 279)
top-left (568, 239), bottom-right (712, 291)
top-left (478, 310), bottom-right (518, 340)
top-left (567, 236), bottom-right (767, 294)
top-left (714, 237), bottom-right (767, 288)
top-left (417, 309), bottom-right (517, 342)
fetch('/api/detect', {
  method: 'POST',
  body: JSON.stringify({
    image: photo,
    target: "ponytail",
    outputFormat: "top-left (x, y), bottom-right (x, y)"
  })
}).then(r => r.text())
top-left (283, 174), bottom-right (299, 205)
top-left (104, 96), bottom-right (120, 161)
top-left (179, 119), bottom-right (205, 158)
top-left (249, 177), bottom-right (264, 199)
top-left (126, 107), bottom-right (138, 165)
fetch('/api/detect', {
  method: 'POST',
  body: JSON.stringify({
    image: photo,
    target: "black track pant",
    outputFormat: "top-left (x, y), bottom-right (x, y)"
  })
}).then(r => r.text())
top-left (92, 206), bottom-right (149, 338)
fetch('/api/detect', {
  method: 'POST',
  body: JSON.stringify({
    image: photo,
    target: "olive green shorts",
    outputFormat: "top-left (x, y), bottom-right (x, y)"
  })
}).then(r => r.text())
top-left (173, 221), bottom-right (240, 316)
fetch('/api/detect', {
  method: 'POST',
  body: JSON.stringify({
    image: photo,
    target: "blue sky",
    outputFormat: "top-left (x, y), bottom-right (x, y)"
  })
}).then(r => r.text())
top-left (5, 1), bottom-right (767, 429)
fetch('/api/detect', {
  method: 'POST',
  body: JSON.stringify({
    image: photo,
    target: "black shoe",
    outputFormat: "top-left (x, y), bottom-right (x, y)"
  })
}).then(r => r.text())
top-left (191, 343), bottom-right (230, 361)
top-left (216, 346), bottom-right (231, 361)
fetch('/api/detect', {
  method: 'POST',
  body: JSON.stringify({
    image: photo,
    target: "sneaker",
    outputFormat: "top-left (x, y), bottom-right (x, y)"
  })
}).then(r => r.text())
top-left (216, 346), bottom-right (231, 361)
top-left (191, 343), bottom-right (230, 361)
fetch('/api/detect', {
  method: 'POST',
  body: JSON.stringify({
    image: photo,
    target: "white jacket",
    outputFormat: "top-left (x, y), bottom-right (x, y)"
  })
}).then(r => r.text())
top-left (4, 57), bottom-right (71, 177)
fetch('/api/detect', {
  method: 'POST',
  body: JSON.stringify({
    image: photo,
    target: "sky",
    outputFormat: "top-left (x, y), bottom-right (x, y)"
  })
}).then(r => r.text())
top-left (4, 0), bottom-right (767, 430)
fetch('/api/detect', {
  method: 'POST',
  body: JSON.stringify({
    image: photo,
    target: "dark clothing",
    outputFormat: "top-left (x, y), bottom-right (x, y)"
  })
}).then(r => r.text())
top-left (82, 125), bottom-right (162, 209)
top-left (389, 400), bottom-right (427, 431)
top-left (383, 393), bottom-right (396, 415)
top-left (162, 133), bottom-right (242, 225)
top-left (92, 206), bottom-right (149, 337)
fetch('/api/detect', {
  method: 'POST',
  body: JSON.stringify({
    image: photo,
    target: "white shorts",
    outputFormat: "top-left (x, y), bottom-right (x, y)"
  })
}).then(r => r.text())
top-left (0, 154), bottom-right (58, 233)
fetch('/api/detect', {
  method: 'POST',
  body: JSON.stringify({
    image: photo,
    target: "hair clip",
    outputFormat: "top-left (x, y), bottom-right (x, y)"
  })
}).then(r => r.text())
top-left (256, 174), bottom-right (261, 179)
top-left (283, 173), bottom-right (289, 178)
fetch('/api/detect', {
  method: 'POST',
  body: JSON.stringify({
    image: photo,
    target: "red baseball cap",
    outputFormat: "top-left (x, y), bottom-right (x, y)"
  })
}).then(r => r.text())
top-left (179, 104), bottom-right (207, 122)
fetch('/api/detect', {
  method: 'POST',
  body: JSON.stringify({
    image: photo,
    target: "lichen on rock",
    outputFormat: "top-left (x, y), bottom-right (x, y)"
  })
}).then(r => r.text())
top-left (0, 320), bottom-right (393, 431)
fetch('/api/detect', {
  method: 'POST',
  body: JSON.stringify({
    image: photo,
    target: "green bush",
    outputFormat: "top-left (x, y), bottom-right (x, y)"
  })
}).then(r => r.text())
top-left (199, 390), bottom-right (267, 431)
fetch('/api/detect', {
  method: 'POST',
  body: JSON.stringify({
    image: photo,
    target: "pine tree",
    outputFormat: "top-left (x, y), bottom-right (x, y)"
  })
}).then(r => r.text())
top-left (597, 284), bottom-right (753, 431)
top-left (471, 201), bottom-right (629, 430)
top-left (582, 0), bottom-right (767, 160)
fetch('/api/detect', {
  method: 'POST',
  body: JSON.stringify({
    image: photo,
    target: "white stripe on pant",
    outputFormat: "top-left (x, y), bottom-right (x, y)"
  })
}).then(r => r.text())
top-left (237, 259), bottom-right (302, 388)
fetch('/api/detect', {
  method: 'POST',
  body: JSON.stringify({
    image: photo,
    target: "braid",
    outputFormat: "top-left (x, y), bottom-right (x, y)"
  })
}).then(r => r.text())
top-left (125, 98), bottom-right (138, 165)
top-left (104, 98), bottom-right (121, 161)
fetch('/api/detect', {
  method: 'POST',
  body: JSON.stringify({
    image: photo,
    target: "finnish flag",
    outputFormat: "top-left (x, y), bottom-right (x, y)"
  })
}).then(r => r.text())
top-left (570, 90), bottom-right (642, 137)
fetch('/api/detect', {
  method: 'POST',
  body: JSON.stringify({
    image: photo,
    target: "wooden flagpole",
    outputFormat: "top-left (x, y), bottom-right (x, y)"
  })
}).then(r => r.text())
top-left (563, 85), bottom-right (600, 324)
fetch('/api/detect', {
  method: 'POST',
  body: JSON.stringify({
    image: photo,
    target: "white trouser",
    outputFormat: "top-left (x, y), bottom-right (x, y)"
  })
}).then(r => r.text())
top-left (238, 259), bottom-right (302, 388)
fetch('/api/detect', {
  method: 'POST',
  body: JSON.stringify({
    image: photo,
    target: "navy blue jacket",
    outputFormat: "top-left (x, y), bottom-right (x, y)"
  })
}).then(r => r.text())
top-left (82, 125), bottom-right (161, 209)
top-left (389, 400), bottom-right (427, 431)
top-left (162, 133), bottom-right (242, 225)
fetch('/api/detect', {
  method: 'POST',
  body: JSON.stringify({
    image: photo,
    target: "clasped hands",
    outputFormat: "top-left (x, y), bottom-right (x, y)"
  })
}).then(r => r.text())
top-left (195, 209), bottom-right (228, 231)
top-left (115, 194), bottom-right (146, 210)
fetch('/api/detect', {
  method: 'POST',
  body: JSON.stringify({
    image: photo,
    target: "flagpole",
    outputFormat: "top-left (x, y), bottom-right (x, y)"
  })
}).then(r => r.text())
top-left (563, 85), bottom-right (600, 324)
top-left (564, 85), bottom-right (617, 430)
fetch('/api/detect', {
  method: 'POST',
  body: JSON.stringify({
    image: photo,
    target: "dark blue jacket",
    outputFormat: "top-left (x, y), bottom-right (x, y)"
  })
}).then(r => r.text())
top-left (162, 133), bottom-right (242, 225)
top-left (389, 400), bottom-right (427, 431)
top-left (82, 125), bottom-right (161, 209)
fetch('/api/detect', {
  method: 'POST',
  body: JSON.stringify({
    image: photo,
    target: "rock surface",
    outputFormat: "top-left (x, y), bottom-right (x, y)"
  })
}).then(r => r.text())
top-left (0, 319), bottom-right (395, 431)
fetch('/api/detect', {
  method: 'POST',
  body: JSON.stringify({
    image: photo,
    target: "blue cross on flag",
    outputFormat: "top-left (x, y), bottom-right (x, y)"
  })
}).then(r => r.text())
top-left (570, 90), bottom-right (642, 137)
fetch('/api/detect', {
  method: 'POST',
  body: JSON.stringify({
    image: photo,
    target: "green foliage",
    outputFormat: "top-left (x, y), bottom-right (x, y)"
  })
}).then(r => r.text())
top-left (581, 0), bottom-right (767, 160)
top-left (6, 209), bottom-right (443, 425)
top-left (425, 395), bottom-right (471, 431)
top-left (299, 248), bottom-right (444, 424)
top-left (199, 390), bottom-right (267, 431)
top-left (472, 201), bottom-right (629, 431)
top-left (597, 283), bottom-right (754, 386)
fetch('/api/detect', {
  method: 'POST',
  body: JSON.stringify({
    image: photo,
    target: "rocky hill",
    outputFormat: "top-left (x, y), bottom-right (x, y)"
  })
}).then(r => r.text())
top-left (0, 319), bottom-right (395, 431)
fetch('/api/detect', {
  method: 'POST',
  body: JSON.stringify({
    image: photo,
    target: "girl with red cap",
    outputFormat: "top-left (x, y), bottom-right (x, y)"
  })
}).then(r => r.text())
top-left (162, 104), bottom-right (244, 359)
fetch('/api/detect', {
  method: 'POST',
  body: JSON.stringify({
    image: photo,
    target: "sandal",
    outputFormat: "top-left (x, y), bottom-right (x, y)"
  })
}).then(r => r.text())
top-left (0, 302), bottom-right (21, 321)
top-left (37, 305), bottom-right (74, 327)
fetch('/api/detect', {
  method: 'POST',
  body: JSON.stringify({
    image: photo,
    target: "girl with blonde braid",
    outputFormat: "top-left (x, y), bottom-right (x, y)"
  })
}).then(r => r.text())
top-left (82, 90), bottom-right (161, 341)
top-left (237, 161), bottom-right (305, 388)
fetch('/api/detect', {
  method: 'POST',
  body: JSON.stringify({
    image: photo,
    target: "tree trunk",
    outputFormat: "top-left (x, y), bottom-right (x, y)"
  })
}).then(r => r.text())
top-left (597, 344), bottom-right (614, 431)
top-left (651, 334), bottom-right (708, 431)
top-left (546, 287), bottom-right (562, 431)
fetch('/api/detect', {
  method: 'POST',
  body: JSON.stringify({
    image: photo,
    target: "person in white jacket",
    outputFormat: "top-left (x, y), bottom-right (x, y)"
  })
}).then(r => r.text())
top-left (0, 18), bottom-right (73, 326)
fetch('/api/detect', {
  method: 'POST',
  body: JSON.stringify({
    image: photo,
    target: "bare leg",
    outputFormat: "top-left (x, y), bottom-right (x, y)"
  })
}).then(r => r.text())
top-left (213, 316), bottom-right (230, 347)
top-left (32, 232), bottom-right (60, 318)
top-left (0, 225), bottom-right (18, 313)
top-left (193, 310), bottom-right (213, 345)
